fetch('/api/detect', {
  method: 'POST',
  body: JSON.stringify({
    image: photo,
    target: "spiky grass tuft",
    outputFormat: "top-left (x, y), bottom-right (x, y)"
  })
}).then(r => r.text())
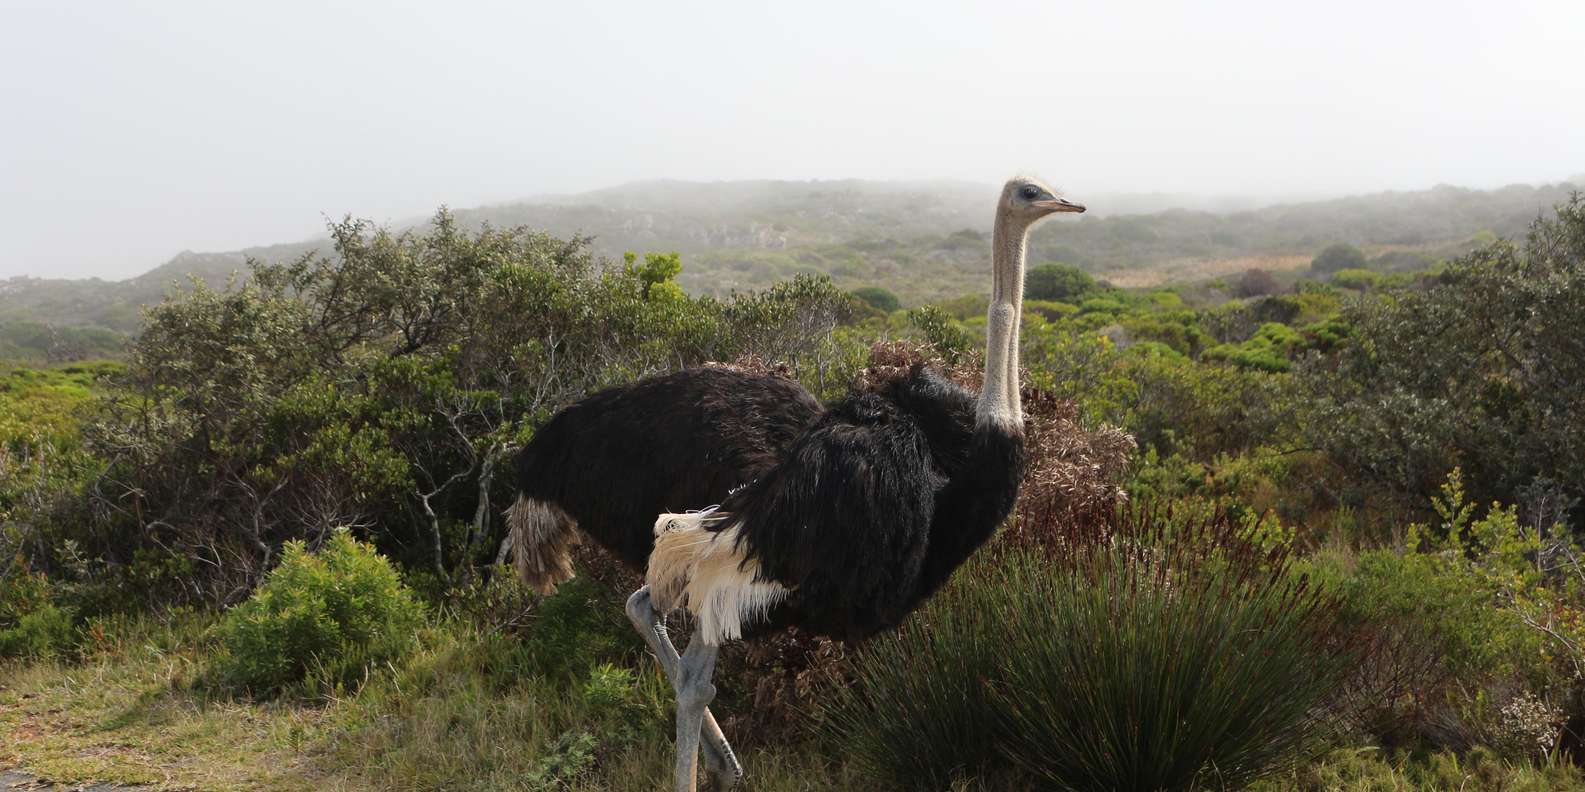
top-left (825, 508), bottom-right (1352, 791)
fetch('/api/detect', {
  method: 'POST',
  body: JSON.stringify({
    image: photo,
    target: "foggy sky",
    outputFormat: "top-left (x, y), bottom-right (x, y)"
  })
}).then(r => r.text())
top-left (2, 0), bottom-right (1582, 280)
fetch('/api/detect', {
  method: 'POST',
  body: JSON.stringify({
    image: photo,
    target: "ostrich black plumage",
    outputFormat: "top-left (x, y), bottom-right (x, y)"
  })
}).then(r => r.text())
top-left (508, 177), bottom-right (1084, 791)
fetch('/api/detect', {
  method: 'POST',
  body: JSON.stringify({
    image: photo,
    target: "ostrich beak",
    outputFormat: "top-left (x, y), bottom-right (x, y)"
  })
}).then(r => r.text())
top-left (1034, 198), bottom-right (1086, 213)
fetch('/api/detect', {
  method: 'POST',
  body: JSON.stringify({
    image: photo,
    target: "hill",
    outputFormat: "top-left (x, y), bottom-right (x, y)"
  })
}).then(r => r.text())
top-left (0, 178), bottom-right (1577, 338)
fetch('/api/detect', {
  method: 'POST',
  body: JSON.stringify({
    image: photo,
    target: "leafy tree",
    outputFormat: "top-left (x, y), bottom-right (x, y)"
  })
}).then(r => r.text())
top-left (1311, 243), bottom-right (1367, 275)
top-left (1025, 263), bottom-right (1096, 302)
top-left (1302, 194), bottom-right (1585, 518)
top-left (623, 251), bottom-right (684, 299)
top-left (70, 211), bottom-right (849, 601)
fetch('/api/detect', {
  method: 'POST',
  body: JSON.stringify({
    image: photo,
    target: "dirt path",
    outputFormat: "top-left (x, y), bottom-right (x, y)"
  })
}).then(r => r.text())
top-left (0, 772), bottom-right (149, 791)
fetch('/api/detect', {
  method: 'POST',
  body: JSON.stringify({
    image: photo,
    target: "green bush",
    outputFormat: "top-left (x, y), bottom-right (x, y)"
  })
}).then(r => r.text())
top-left (519, 576), bottom-right (645, 681)
top-left (1301, 196), bottom-right (1585, 514)
top-left (1024, 298), bottom-right (1079, 322)
top-left (0, 572), bottom-right (76, 659)
top-left (1330, 267), bottom-right (1381, 290)
top-left (1302, 472), bottom-right (1571, 754)
top-left (1078, 295), bottom-right (1124, 316)
top-left (1202, 322), bottom-right (1302, 372)
top-left (1311, 243), bottom-right (1367, 274)
top-left (1026, 262), bottom-right (1097, 302)
top-left (827, 514), bottom-right (1350, 791)
top-left (996, 544), bottom-right (1345, 789)
top-left (213, 532), bottom-right (423, 695)
top-left (1319, 548), bottom-right (1529, 746)
top-left (850, 286), bottom-right (901, 314)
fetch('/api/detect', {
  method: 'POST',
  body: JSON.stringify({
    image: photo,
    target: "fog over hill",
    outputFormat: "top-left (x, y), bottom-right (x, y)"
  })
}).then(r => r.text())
top-left (1, 177), bottom-right (1577, 336)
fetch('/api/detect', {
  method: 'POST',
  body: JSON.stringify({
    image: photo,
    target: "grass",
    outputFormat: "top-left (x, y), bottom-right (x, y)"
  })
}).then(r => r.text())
top-left (6, 567), bottom-right (1585, 792)
top-left (1098, 254), bottom-right (1314, 289)
top-left (1250, 747), bottom-right (1585, 791)
top-left (0, 596), bottom-right (866, 792)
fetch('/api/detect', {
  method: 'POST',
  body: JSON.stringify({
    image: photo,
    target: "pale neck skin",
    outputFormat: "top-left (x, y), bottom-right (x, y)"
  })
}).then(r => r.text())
top-left (978, 187), bottom-right (1034, 431)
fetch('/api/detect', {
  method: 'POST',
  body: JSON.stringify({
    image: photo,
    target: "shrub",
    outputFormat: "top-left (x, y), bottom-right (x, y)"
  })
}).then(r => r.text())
top-left (826, 511), bottom-right (1350, 791)
top-left (1321, 548), bottom-right (1525, 746)
top-left (850, 286), bottom-right (901, 314)
top-left (1312, 472), bottom-right (1573, 754)
top-left (1024, 299), bottom-right (1079, 322)
top-left (1330, 268), bottom-right (1381, 290)
top-left (1026, 262), bottom-right (1097, 302)
top-left (906, 305), bottom-right (975, 362)
top-left (0, 572), bottom-right (76, 659)
top-left (1301, 196), bottom-right (1585, 514)
top-left (1311, 243), bottom-right (1367, 274)
top-left (518, 576), bottom-right (645, 681)
top-left (1078, 295), bottom-right (1124, 316)
top-left (1238, 268), bottom-right (1282, 297)
top-left (1202, 322), bottom-right (1302, 372)
top-left (213, 532), bottom-right (423, 695)
top-left (821, 552), bottom-right (1006, 789)
top-left (995, 521), bottom-right (1347, 790)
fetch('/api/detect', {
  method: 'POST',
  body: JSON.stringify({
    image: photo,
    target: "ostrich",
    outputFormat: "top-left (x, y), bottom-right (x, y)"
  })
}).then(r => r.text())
top-left (508, 177), bottom-right (1083, 790)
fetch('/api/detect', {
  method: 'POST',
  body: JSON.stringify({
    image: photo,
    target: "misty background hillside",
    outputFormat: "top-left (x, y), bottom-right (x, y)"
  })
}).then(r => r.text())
top-left (2, 177), bottom-right (1576, 343)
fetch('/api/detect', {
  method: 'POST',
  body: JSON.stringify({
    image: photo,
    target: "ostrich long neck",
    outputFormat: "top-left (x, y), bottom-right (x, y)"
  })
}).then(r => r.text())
top-left (977, 205), bottom-right (1027, 430)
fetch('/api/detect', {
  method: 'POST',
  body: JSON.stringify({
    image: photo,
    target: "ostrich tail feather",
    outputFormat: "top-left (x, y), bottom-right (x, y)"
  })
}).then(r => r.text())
top-left (505, 495), bottom-right (579, 595)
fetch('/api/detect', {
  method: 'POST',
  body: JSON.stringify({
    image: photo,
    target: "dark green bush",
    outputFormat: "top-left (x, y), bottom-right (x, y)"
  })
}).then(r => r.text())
top-left (518, 576), bottom-right (645, 681)
top-left (1301, 195), bottom-right (1585, 518)
top-left (1316, 548), bottom-right (1533, 748)
top-left (1238, 268), bottom-right (1282, 297)
top-left (850, 286), bottom-right (901, 314)
top-left (0, 572), bottom-right (76, 659)
top-left (822, 552), bottom-right (1007, 789)
top-left (1026, 262), bottom-right (1097, 302)
top-left (1329, 268), bottom-right (1381, 290)
top-left (1311, 243), bottom-right (1367, 275)
top-left (827, 513), bottom-right (1350, 791)
top-left (213, 532), bottom-right (423, 695)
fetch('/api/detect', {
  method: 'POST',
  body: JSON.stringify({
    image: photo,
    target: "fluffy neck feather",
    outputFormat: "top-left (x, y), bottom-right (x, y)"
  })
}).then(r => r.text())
top-left (978, 197), bottom-right (1029, 431)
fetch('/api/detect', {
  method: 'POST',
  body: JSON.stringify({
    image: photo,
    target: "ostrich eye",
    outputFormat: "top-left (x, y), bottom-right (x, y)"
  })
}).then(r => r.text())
top-left (1019, 185), bottom-right (1041, 200)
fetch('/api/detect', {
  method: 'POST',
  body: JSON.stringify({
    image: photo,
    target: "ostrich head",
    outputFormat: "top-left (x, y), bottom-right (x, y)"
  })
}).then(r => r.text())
top-left (1001, 176), bottom-right (1086, 225)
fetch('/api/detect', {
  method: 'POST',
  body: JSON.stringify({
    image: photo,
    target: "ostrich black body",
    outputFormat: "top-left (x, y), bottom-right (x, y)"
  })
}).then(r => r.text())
top-left (514, 367), bottom-right (821, 568)
top-left (724, 365), bottom-right (1025, 642)
top-left (514, 363), bottom-right (1024, 644)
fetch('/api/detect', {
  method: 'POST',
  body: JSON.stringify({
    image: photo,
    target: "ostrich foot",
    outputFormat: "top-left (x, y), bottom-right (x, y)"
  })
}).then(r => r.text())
top-left (627, 587), bottom-right (744, 790)
top-left (672, 635), bottom-right (720, 792)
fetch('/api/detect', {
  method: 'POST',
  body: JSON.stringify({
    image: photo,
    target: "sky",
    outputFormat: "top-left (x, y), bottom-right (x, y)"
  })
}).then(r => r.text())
top-left (2, 0), bottom-right (1582, 280)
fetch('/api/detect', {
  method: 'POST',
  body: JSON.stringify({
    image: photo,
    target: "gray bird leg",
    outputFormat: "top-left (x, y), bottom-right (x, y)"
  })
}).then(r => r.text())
top-left (672, 634), bottom-right (720, 792)
top-left (626, 587), bottom-right (743, 790)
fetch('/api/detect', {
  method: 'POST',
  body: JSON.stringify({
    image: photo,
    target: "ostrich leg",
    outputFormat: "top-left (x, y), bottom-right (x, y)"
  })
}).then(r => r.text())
top-left (672, 634), bottom-right (721, 792)
top-left (626, 587), bottom-right (743, 789)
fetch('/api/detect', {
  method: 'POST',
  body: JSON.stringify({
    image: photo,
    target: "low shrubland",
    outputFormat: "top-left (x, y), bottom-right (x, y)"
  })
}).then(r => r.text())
top-left (4, 195), bottom-right (1585, 788)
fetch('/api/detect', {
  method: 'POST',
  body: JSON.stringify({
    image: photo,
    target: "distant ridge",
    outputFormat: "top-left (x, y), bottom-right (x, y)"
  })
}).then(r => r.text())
top-left (1, 177), bottom-right (1577, 333)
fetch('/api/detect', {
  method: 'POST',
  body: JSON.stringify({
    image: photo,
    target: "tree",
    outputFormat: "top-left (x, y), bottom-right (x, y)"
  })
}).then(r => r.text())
top-left (1025, 263), bottom-right (1096, 302)
top-left (75, 211), bottom-right (852, 601)
top-left (1302, 194), bottom-right (1585, 520)
top-left (1310, 243), bottom-right (1367, 275)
